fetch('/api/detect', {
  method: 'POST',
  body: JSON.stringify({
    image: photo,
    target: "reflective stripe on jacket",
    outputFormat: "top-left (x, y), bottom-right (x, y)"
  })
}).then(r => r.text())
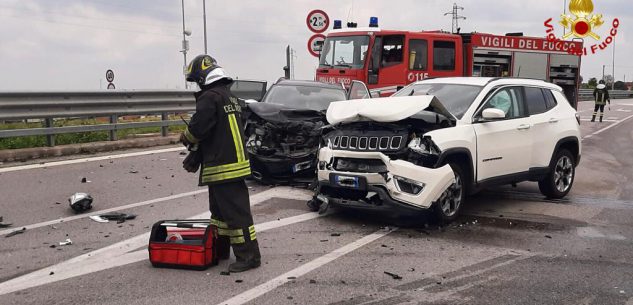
top-left (186, 81), bottom-right (251, 185)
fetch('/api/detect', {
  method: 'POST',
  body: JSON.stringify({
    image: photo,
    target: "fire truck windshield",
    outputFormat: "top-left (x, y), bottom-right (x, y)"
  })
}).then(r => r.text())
top-left (394, 83), bottom-right (483, 119)
top-left (319, 35), bottom-right (369, 69)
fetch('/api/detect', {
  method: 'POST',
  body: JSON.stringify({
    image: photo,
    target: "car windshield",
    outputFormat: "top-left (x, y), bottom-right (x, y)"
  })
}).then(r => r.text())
top-left (263, 85), bottom-right (346, 111)
top-left (319, 35), bottom-right (369, 69)
top-left (393, 83), bottom-right (483, 119)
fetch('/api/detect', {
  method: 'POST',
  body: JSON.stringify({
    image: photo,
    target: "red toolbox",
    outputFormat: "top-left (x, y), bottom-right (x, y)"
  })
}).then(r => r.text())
top-left (148, 220), bottom-right (219, 270)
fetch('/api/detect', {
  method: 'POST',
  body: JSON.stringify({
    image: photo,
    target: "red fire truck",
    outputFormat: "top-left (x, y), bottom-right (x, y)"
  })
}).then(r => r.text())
top-left (315, 18), bottom-right (583, 106)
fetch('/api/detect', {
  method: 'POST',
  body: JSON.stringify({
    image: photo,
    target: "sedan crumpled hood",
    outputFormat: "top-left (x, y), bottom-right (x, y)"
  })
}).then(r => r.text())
top-left (247, 102), bottom-right (324, 123)
top-left (326, 95), bottom-right (454, 125)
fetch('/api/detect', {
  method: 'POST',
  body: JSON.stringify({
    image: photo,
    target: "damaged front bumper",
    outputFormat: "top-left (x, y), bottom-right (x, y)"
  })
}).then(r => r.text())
top-left (249, 152), bottom-right (317, 183)
top-left (316, 147), bottom-right (455, 213)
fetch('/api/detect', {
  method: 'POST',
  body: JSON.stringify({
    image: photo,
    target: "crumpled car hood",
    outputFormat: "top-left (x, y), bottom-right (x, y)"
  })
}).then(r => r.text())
top-left (247, 102), bottom-right (324, 122)
top-left (326, 95), bottom-right (454, 125)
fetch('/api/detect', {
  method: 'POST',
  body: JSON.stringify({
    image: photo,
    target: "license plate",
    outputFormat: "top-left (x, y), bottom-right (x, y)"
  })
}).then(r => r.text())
top-left (334, 175), bottom-right (360, 189)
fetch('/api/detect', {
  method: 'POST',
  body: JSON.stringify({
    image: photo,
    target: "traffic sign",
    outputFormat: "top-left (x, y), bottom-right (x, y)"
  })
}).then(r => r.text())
top-left (307, 34), bottom-right (326, 58)
top-left (105, 70), bottom-right (115, 83)
top-left (306, 10), bottom-right (329, 33)
top-left (107, 83), bottom-right (116, 90)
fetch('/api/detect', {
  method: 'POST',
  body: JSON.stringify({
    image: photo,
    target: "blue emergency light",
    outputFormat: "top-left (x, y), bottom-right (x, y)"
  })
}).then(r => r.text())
top-left (333, 20), bottom-right (342, 29)
top-left (369, 17), bottom-right (379, 28)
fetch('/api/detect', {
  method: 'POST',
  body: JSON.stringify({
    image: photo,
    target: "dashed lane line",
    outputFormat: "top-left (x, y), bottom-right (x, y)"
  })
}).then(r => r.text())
top-left (216, 228), bottom-right (397, 305)
top-left (0, 188), bottom-right (315, 296)
top-left (0, 146), bottom-right (185, 173)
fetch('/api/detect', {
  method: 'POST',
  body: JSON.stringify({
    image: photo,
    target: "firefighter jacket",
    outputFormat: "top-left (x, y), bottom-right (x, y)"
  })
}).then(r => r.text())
top-left (593, 86), bottom-right (610, 105)
top-left (183, 82), bottom-right (251, 185)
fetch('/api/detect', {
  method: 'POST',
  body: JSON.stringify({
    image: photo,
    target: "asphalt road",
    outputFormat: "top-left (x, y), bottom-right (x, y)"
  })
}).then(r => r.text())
top-left (1, 99), bottom-right (633, 305)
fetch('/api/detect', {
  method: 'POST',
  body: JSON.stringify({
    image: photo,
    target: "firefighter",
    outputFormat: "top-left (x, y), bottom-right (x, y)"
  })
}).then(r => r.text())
top-left (591, 80), bottom-right (611, 122)
top-left (180, 54), bottom-right (261, 272)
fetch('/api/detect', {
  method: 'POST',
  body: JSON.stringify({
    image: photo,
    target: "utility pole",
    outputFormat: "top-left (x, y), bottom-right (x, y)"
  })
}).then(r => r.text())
top-left (612, 36), bottom-right (616, 90)
top-left (203, 0), bottom-right (208, 54)
top-left (181, 0), bottom-right (191, 89)
top-left (444, 3), bottom-right (466, 34)
top-left (283, 45), bottom-right (291, 79)
top-left (602, 65), bottom-right (605, 82)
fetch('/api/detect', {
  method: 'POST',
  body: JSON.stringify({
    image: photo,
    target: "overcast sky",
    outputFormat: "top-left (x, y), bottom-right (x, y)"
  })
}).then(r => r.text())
top-left (0, 0), bottom-right (630, 91)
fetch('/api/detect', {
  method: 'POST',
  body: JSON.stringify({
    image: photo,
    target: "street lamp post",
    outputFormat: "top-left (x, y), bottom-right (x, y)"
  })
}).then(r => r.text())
top-left (203, 0), bottom-right (208, 54)
top-left (181, 0), bottom-right (192, 89)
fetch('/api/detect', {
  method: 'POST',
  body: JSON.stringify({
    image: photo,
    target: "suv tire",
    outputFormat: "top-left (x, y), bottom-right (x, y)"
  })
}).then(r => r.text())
top-left (433, 162), bottom-right (466, 223)
top-left (538, 149), bottom-right (575, 199)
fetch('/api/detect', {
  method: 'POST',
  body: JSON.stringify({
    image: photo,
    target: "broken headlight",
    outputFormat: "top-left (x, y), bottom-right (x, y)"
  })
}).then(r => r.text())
top-left (393, 176), bottom-right (425, 195)
top-left (407, 136), bottom-right (439, 155)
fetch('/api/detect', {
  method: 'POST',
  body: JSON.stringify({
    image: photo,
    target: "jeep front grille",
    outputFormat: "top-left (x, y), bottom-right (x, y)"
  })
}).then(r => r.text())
top-left (332, 135), bottom-right (404, 152)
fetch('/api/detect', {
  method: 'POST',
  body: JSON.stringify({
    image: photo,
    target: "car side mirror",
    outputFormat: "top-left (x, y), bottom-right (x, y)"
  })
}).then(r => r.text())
top-left (481, 108), bottom-right (506, 120)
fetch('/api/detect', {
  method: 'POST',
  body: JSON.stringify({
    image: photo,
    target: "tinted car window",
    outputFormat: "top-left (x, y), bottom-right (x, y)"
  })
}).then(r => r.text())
top-left (263, 85), bottom-right (346, 111)
top-left (542, 89), bottom-right (558, 110)
top-left (525, 87), bottom-right (548, 115)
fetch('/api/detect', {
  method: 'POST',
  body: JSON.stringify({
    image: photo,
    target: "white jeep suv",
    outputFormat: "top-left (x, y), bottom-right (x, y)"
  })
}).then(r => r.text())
top-left (311, 77), bottom-right (581, 222)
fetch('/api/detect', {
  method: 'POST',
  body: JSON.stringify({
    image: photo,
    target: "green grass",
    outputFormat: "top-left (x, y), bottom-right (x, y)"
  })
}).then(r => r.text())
top-left (0, 116), bottom-right (188, 150)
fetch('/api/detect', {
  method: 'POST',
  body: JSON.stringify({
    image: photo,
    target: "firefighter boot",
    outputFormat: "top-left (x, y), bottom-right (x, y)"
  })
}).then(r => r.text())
top-left (229, 240), bottom-right (261, 273)
top-left (591, 113), bottom-right (596, 122)
top-left (600, 113), bottom-right (604, 122)
top-left (217, 236), bottom-right (231, 260)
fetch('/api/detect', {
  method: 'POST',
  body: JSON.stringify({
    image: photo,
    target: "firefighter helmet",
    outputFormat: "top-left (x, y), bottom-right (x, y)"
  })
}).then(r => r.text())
top-left (185, 55), bottom-right (231, 87)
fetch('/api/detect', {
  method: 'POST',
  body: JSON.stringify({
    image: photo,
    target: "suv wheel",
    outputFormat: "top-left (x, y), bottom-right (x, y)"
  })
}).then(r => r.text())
top-left (433, 163), bottom-right (466, 223)
top-left (538, 149), bottom-right (575, 199)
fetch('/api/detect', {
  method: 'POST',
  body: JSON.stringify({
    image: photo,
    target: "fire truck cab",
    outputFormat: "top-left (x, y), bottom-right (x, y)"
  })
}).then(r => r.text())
top-left (316, 19), bottom-right (583, 106)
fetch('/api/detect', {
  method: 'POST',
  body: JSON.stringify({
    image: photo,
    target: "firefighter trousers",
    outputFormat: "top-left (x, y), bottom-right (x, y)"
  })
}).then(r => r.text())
top-left (592, 104), bottom-right (605, 122)
top-left (208, 180), bottom-right (261, 263)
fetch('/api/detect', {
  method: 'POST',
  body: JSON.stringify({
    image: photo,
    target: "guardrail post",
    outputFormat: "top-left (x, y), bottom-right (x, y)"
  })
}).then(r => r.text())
top-left (109, 115), bottom-right (118, 141)
top-left (161, 113), bottom-right (168, 137)
top-left (45, 118), bottom-right (55, 147)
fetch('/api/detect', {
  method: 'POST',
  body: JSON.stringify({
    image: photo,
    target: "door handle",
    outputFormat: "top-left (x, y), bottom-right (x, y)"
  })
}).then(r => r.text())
top-left (548, 118), bottom-right (559, 123)
top-left (517, 124), bottom-right (531, 130)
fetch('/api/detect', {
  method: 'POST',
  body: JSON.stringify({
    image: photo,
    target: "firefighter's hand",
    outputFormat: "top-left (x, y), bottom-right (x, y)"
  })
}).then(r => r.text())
top-left (179, 132), bottom-right (191, 147)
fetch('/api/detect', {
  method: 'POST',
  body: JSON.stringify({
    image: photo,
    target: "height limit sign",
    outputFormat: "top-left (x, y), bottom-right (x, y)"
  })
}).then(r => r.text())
top-left (106, 69), bottom-right (115, 90)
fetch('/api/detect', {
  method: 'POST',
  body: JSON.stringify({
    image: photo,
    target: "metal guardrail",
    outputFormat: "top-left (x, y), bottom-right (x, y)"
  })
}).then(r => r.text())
top-left (0, 80), bottom-right (267, 147)
top-left (0, 91), bottom-right (195, 146)
top-left (578, 89), bottom-right (633, 101)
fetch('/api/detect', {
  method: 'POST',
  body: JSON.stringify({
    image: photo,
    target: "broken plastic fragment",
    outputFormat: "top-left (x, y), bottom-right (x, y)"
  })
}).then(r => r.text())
top-left (0, 216), bottom-right (11, 228)
top-left (69, 193), bottom-right (93, 213)
top-left (5, 227), bottom-right (26, 238)
top-left (89, 216), bottom-right (109, 223)
top-left (59, 239), bottom-right (72, 246)
top-left (384, 271), bottom-right (402, 280)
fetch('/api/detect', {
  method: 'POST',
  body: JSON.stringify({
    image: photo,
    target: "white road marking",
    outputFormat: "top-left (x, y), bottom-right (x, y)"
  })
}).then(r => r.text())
top-left (217, 228), bottom-right (396, 305)
top-left (582, 114), bottom-right (633, 139)
top-left (0, 189), bottom-right (204, 236)
top-left (580, 119), bottom-right (617, 122)
top-left (0, 146), bottom-right (185, 173)
top-left (576, 227), bottom-right (626, 241)
top-left (0, 188), bottom-right (315, 296)
top-left (616, 109), bottom-right (632, 113)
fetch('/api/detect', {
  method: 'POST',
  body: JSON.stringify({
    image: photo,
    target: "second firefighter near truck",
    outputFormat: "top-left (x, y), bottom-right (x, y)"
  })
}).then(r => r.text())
top-left (180, 54), bottom-right (261, 273)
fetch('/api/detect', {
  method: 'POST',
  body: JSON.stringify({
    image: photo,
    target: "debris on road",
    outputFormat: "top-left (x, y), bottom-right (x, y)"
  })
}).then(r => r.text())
top-left (235, 280), bottom-right (243, 283)
top-left (49, 272), bottom-right (54, 276)
top-left (0, 216), bottom-right (12, 228)
top-left (89, 216), bottom-right (109, 223)
top-left (384, 271), bottom-right (402, 280)
top-left (49, 245), bottom-right (56, 248)
top-left (144, 176), bottom-right (152, 180)
top-left (309, 279), bottom-right (317, 284)
top-left (179, 151), bottom-right (187, 155)
top-left (59, 238), bottom-right (73, 246)
top-left (545, 235), bottom-right (552, 239)
top-left (6, 227), bottom-right (26, 237)
top-left (129, 170), bottom-right (139, 174)
top-left (408, 268), bottom-right (415, 272)
top-left (69, 193), bottom-right (93, 213)
top-left (98, 213), bottom-right (137, 224)
top-left (287, 276), bottom-right (297, 280)
top-left (330, 233), bottom-right (341, 237)
top-left (80, 177), bottom-right (90, 183)
top-left (220, 271), bottom-right (230, 276)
